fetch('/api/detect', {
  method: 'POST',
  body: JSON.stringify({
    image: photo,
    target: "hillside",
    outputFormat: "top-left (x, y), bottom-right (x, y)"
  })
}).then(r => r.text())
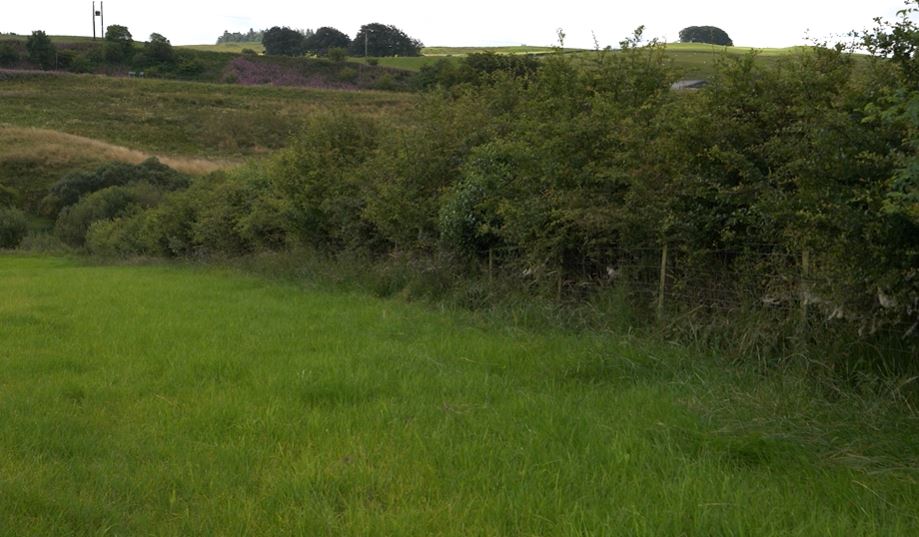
top-left (0, 70), bottom-right (413, 210)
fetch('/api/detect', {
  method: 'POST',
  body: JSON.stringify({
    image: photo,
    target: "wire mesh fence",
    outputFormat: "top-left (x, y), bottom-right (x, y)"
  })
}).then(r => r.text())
top-left (475, 242), bottom-right (918, 367)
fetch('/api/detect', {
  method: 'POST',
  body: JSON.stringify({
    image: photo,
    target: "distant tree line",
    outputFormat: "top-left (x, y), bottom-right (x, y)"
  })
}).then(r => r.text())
top-left (217, 28), bottom-right (265, 44)
top-left (0, 26), bottom-right (206, 77)
top-left (259, 23), bottom-right (422, 57)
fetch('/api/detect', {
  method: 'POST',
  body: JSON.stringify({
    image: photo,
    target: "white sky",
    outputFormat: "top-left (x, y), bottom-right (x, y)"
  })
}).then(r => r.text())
top-left (2, 1), bottom-right (911, 49)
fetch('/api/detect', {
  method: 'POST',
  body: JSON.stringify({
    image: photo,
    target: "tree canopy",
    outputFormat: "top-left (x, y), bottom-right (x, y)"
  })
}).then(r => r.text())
top-left (678, 26), bottom-right (733, 46)
top-left (104, 25), bottom-right (134, 61)
top-left (350, 23), bottom-right (422, 57)
top-left (303, 27), bottom-right (352, 56)
top-left (145, 33), bottom-right (175, 64)
top-left (262, 26), bottom-right (306, 56)
top-left (25, 30), bottom-right (55, 70)
top-left (217, 28), bottom-right (264, 44)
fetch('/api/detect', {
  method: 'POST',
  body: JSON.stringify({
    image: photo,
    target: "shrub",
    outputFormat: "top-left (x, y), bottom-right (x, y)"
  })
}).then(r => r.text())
top-left (373, 73), bottom-right (396, 91)
top-left (337, 66), bottom-right (357, 83)
top-left (55, 183), bottom-right (162, 247)
top-left (176, 56), bottom-right (206, 77)
top-left (25, 30), bottom-right (56, 69)
top-left (0, 43), bottom-right (19, 67)
top-left (0, 207), bottom-right (29, 249)
top-left (0, 184), bottom-right (18, 208)
top-left (270, 112), bottom-right (380, 250)
top-left (327, 47), bottom-right (347, 62)
top-left (85, 215), bottom-right (147, 257)
top-left (43, 158), bottom-right (189, 217)
top-left (69, 53), bottom-right (93, 73)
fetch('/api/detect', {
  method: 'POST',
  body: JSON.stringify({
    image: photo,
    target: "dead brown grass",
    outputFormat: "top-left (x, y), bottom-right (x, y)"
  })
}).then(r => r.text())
top-left (0, 126), bottom-right (235, 175)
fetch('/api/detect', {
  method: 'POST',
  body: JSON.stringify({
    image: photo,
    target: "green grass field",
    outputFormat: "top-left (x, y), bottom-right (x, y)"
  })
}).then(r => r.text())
top-left (1, 255), bottom-right (917, 535)
top-left (181, 42), bottom-right (265, 54)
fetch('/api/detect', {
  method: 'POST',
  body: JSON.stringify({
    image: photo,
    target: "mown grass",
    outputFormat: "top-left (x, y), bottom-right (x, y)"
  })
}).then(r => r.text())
top-left (0, 71), bottom-right (413, 159)
top-left (0, 254), bottom-right (917, 536)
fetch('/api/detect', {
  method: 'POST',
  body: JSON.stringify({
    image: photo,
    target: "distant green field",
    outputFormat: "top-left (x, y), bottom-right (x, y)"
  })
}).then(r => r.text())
top-left (654, 42), bottom-right (808, 79)
top-left (422, 45), bottom-right (579, 56)
top-left (179, 40), bottom-right (819, 76)
top-left (0, 255), bottom-right (917, 535)
top-left (181, 42), bottom-right (265, 54)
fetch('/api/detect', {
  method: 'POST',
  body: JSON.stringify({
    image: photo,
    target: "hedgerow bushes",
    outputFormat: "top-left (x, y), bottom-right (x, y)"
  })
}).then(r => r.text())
top-left (0, 207), bottom-right (28, 249)
top-left (73, 12), bottom-right (919, 364)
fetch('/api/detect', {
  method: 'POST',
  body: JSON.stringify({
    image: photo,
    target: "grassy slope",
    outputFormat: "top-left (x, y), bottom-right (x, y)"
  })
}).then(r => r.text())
top-left (654, 42), bottom-right (807, 79)
top-left (0, 72), bottom-right (412, 157)
top-left (0, 126), bottom-right (232, 211)
top-left (0, 255), bottom-right (917, 536)
top-left (0, 71), bottom-right (413, 208)
top-left (181, 42), bottom-right (265, 54)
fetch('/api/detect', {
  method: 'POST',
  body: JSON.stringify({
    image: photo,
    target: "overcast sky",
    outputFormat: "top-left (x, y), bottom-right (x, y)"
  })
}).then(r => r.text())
top-left (2, 1), bottom-right (912, 49)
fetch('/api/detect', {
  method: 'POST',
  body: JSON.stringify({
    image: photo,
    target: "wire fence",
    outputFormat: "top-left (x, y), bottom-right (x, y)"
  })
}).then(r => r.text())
top-left (475, 243), bottom-right (918, 367)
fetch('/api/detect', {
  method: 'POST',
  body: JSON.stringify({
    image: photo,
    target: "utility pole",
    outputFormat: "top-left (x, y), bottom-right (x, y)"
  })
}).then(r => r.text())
top-left (364, 31), bottom-right (368, 57)
top-left (92, 2), bottom-right (96, 39)
top-left (101, 2), bottom-right (104, 37)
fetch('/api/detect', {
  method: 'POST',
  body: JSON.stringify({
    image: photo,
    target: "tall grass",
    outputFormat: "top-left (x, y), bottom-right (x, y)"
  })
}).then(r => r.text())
top-left (1, 254), bottom-right (916, 535)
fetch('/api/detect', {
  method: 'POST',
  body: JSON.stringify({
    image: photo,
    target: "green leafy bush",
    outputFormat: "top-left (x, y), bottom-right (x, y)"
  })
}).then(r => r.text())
top-left (25, 30), bottom-right (55, 69)
top-left (55, 183), bottom-right (162, 247)
top-left (0, 184), bottom-right (18, 208)
top-left (0, 42), bottom-right (19, 67)
top-left (43, 158), bottom-right (188, 217)
top-left (0, 207), bottom-right (28, 249)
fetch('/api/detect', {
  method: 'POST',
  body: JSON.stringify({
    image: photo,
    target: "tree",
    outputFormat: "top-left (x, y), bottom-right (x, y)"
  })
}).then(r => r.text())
top-left (262, 26), bottom-right (305, 56)
top-left (303, 27), bottom-right (352, 56)
top-left (145, 33), bottom-right (175, 63)
top-left (678, 26), bottom-right (733, 46)
top-left (104, 24), bottom-right (134, 61)
top-left (25, 30), bottom-right (56, 69)
top-left (350, 23), bottom-right (422, 57)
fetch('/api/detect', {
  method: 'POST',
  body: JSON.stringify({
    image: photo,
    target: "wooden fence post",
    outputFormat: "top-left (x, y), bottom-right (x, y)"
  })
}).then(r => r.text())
top-left (799, 249), bottom-right (810, 336)
top-left (657, 243), bottom-right (668, 320)
top-left (488, 248), bottom-right (494, 285)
